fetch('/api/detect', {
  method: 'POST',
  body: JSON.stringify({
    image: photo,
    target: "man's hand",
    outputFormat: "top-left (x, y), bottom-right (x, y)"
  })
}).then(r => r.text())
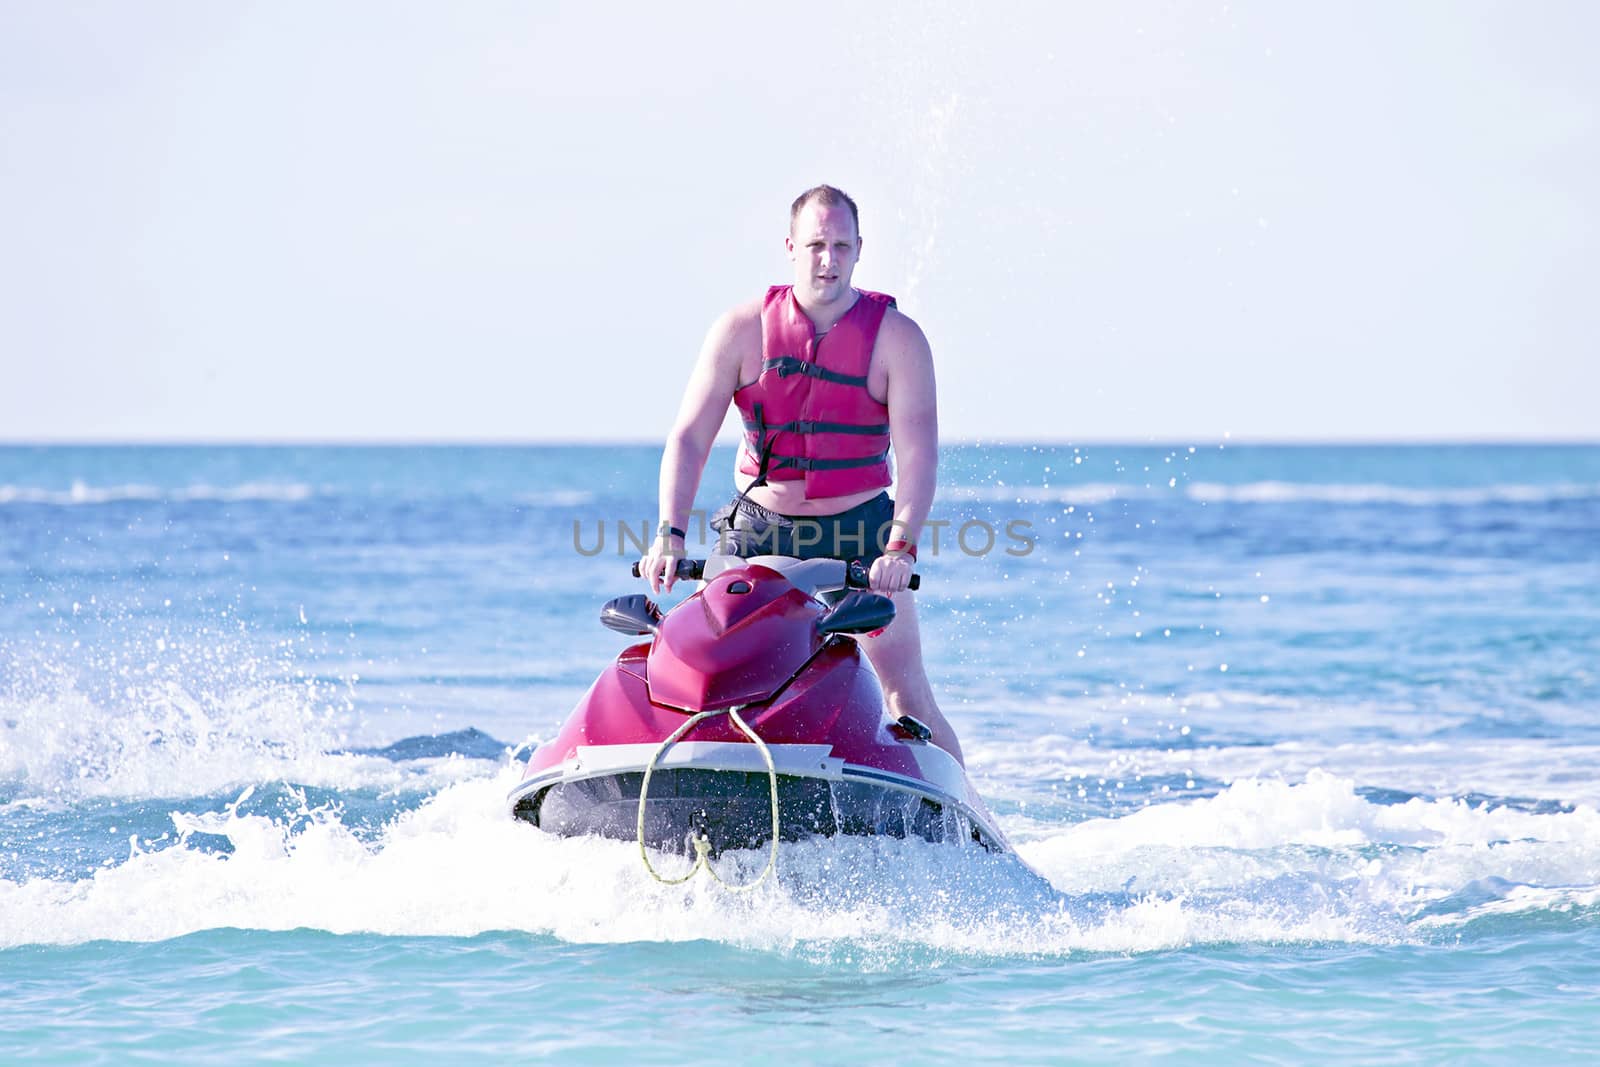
top-left (868, 551), bottom-right (914, 595)
top-left (639, 534), bottom-right (686, 595)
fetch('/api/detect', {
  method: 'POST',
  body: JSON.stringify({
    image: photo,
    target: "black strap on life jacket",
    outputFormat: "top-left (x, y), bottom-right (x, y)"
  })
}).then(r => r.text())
top-left (766, 454), bottom-right (889, 472)
top-left (742, 402), bottom-right (889, 492)
top-left (741, 415), bottom-right (890, 437)
top-left (760, 355), bottom-right (870, 389)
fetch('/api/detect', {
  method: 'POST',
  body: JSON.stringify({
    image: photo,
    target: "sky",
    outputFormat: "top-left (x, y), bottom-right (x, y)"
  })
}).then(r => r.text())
top-left (2, 1), bottom-right (1595, 443)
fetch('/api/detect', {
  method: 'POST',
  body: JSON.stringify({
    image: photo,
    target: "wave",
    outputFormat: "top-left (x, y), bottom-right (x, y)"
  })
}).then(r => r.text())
top-left (967, 724), bottom-right (1600, 809)
top-left (0, 649), bottom-right (511, 801)
top-left (516, 489), bottom-right (599, 507)
top-left (944, 482), bottom-right (1132, 506)
top-left (943, 480), bottom-right (1600, 508)
top-left (1186, 481), bottom-right (1600, 506)
top-left (1411, 883), bottom-right (1600, 928)
top-left (1018, 769), bottom-right (1600, 938)
top-left (0, 480), bottom-right (316, 506)
top-left (8, 479), bottom-right (1587, 511)
top-left (1026, 769), bottom-right (1600, 857)
top-left (3, 767), bottom-right (1595, 953)
top-left (5, 631), bottom-right (1594, 953)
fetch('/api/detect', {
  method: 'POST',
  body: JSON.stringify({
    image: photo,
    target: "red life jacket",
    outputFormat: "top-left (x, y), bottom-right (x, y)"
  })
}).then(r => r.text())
top-left (734, 286), bottom-right (895, 500)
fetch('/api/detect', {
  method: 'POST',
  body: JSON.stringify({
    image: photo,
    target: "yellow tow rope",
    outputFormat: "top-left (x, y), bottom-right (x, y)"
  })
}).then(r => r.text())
top-left (636, 705), bottom-right (781, 891)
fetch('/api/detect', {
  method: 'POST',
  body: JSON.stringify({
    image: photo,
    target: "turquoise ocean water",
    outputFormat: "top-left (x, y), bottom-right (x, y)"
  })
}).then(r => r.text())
top-left (3, 443), bottom-right (1599, 1063)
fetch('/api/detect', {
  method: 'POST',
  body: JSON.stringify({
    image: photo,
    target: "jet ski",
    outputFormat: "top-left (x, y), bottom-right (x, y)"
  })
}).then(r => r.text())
top-left (508, 555), bottom-right (1010, 879)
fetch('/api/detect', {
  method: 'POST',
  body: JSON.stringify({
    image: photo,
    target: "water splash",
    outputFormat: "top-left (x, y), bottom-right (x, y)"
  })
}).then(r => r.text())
top-left (4, 764), bottom-right (1595, 955)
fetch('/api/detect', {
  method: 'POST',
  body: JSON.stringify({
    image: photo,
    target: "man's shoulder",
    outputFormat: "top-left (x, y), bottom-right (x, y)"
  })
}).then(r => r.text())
top-left (703, 297), bottom-right (764, 361)
top-left (879, 302), bottom-right (920, 330)
top-left (729, 294), bottom-right (768, 322)
top-left (721, 294), bottom-right (767, 324)
top-left (876, 304), bottom-right (930, 357)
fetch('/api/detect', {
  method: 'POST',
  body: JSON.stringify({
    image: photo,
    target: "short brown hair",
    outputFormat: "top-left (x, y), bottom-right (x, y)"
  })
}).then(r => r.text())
top-left (790, 185), bottom-right (860, 234)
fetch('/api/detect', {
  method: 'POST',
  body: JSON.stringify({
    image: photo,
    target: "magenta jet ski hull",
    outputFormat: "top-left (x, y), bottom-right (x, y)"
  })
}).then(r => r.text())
top-left (508, 557), bottom-right (1009, 857)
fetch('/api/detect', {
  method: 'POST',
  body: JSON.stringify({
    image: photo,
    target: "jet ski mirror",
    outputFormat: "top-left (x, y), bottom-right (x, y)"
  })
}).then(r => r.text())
top-left (817, 591), bottom-right (896, 636)
top-left (601, 594), bottom-right (662, 636)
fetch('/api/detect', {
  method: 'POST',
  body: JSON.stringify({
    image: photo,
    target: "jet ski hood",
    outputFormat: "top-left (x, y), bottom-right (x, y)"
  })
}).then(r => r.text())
top-left (645, 565), bottom-right (823, 712)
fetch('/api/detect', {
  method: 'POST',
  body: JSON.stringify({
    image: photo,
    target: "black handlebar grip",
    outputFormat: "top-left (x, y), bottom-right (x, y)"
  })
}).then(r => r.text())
top-left (846, 560), bottom-right (922, 590)
top-left (632, 559), bottom-right (913, 587)
top-left (631, 560), bottom-right (703, 580)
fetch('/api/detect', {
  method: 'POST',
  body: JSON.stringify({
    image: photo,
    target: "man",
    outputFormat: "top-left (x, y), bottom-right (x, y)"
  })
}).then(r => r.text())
top-left (639, 184), bottom-right (962, 765)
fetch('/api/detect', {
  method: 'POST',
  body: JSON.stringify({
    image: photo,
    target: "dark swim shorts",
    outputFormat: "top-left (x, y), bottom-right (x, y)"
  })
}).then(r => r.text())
top-left (710, 491), bottom-right (897, 564)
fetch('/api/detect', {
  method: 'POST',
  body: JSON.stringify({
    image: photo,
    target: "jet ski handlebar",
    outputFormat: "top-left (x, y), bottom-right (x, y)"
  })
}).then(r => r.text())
top-left (631, 557), bottom-right (920, 591)
top-left (631, 559), bottom-right (706, 581)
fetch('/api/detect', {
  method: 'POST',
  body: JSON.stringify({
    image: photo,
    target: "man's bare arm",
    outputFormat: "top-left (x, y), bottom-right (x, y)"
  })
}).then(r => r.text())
top-left (643, 301), bottom-right (759, 591)
top-left (872, 310), bottom-right (938, 591)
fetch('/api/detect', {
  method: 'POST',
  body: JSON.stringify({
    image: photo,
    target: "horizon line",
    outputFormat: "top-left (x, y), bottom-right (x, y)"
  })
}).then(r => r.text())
top-left (1, 435), bottom-right (1598, 449)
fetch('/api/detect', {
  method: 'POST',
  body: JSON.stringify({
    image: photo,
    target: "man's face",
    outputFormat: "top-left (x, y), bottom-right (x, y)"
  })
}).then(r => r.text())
top-left (786, 201), bottom-right (861, 306)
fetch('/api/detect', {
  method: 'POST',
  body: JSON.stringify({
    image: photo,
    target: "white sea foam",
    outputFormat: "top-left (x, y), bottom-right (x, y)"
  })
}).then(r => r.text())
top-left (0, 634), bottom-right (504, 800)
top-left (1186, 481), bottom-right (1600, 506)
top-left (966, 733), bottom-right (1600, 811)
top-left (932, 479), bottom-right (1600, 509)
top-left (1411, 883), bottom-right (1600, 928)
top-left (0, 771), bottom-right (1339, 952)
top-left (943, 482), bottom-right (1138, 506)
top-left (2, 766), bottom-right (1593, 954)
top-left (1017, 770), bottom-right (1600, 931)
top-left (4, 631), bottom-right (1593, 954)
top-left (0, 681), bottom-right (492, 800)
top-left (0, 481), bottom-right (315, 506)
top-left (516, 489), bottom-right (598, 507)
top-left (1026, 769), bottom-right (1600, 857)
